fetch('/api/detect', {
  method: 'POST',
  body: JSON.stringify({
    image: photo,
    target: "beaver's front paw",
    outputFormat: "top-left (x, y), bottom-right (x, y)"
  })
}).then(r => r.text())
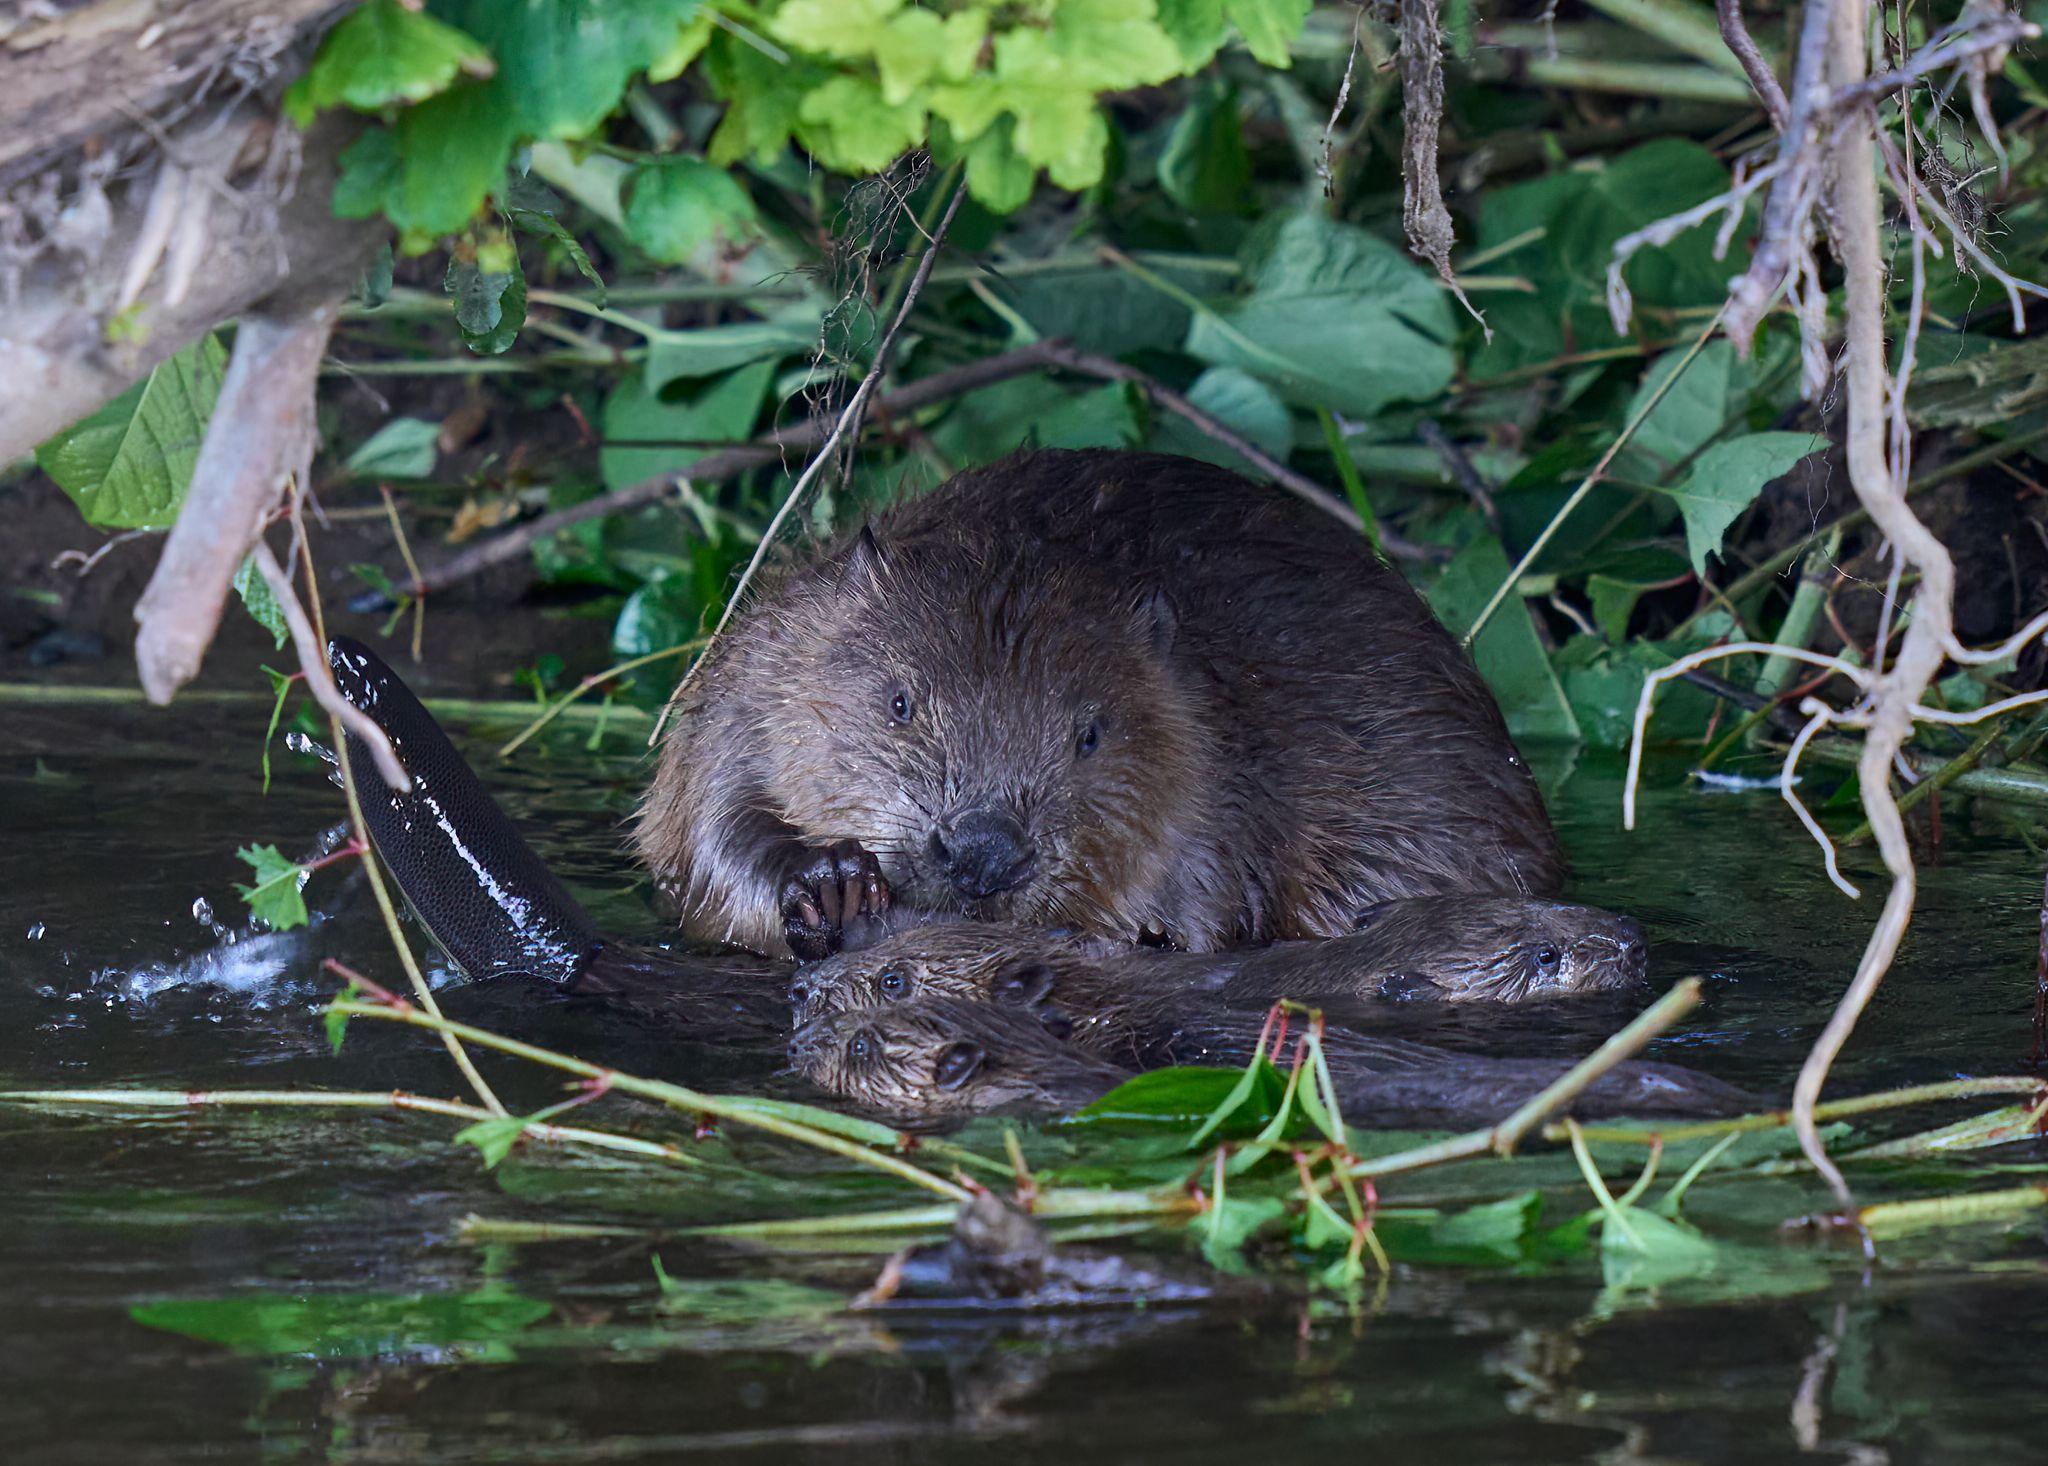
top-left (780, 840), bottom-right (891, 960)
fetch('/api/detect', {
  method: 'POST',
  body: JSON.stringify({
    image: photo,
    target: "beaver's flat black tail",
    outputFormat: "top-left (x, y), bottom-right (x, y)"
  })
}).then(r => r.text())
top-left (329, 636), bottom-right (601, 987)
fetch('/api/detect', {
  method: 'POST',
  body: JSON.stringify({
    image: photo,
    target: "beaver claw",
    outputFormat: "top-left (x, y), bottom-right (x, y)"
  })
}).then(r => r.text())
top-left (781, 840), bottom-right (892, 960)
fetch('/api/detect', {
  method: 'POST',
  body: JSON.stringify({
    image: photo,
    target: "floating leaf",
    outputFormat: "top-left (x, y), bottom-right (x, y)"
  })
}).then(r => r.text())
top-left (131, 1290), bottom-right (550, 1358)
top-left (234, 843), bottom-right (310, 932)
top-left (36, 335), bottom-right (227, 529)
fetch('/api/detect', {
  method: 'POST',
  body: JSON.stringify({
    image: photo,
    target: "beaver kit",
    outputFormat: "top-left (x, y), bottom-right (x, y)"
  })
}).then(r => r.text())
top-left (636, 449), bottom-right (1563, 960)
top-left (331, 450), bottom-right (1725, 1125)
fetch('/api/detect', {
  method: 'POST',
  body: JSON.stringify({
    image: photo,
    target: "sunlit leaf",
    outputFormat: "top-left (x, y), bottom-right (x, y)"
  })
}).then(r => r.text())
top-left (36, 335), bottom-right (227, 529)
top-left (234, 843), bottom-right (309, 932)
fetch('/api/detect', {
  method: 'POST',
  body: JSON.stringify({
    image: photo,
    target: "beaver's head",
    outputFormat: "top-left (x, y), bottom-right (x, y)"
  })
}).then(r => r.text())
top-left (787, 922), bottom-right (1092, 1026)
top-left (752, 528), bottom-right (1216, 943)
top-left (788, 996), bottom-right (1122, 1118)
top-left (1357, 896), bottom-right (1647, 1002)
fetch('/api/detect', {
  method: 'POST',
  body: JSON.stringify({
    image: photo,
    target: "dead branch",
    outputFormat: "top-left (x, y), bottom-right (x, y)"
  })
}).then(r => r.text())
top-left (1397, 0), bottom-right (1487, 334)
top-left (132, 296), bottom-right (344, 704)
top-left (1715, 0), bottom-right (1789, 125)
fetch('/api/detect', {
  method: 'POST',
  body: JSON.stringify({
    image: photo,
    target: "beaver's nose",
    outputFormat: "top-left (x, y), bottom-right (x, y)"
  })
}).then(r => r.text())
top-left (928, 809), bottom-right (1037, 900)
top-left (1608, 915), bottom-right (1649, 983)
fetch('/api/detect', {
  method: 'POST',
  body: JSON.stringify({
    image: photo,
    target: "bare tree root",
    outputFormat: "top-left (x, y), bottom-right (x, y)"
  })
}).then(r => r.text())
top-left (1611, 0), bottom-right (2048, 1223)
top-left (131, 297), bottom-right (342, 705)
top-left (1396, 0), bottom-right (1486, 334)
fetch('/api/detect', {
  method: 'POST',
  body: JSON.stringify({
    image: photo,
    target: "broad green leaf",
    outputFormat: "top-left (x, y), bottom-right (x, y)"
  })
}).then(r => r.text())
top-left (283, 0), bottom-right (492, 123)
top-left (600, 359), bottom-right (776, 493)
top-left (705, 32), bottom-right (831, 167)
top-left (1618, 341), bottom-right (1739, 478)
top-left (621, 158), bottom-right (759, 266)
top-left (962, 117), bottom-right (1037, 213)
top-left (234, 844), bottom-right (310, 932)
top-left (232, 557), bottom-right (289, 651)
top-left (1152, 367), bottom-right (1292, 472)
top-left (1157, 0), bottom-right (1229, 68)
top-left (444, 247), bottom-right (527, 355)
top-left (131, 1290), bottom-right (550, 1358)
top-left (641, 307), bottom-right (820, 394)
top-left (1072, 1062), bottom-right (1284, 1130)
top-left (769, 0), bottom-right (901, 56)
top-left (1376, 1190), bottom-right (1546, 1266)
top-left (435, 0), bottom-right (702, 142)
top-left (36, 335), bottom-right (227, 529)
top-left (1667, 432), bottom-right (1827, 573)
top-left (796, 76), bottom-right (926, 174)
top-left (1159, 85), bottom-right (1251, 215)
top-left (384, 81), bottom-right (521, 247)
top-left (1427, 534), bottom-right (1581, 743)
top-left (1186, 212), bottom-right (1456, 418)
top-left (1553, 634), bottom-right (1721, 750)
top-left (873, 8), bottom-right (987, 105)
top-left (1225, 0), bottom-right (1312, 67)
top-left (345, 418), bottom-right (440, 479)
top-left (1200, 1194), bottom-right (1286, 1271)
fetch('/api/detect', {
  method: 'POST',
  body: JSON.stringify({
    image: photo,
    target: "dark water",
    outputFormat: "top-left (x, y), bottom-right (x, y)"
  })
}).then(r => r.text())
top-left (7, 700), bottom-right (2048, 1463)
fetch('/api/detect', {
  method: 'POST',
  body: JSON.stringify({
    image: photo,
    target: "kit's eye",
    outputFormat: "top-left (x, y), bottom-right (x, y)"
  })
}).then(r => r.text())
top-left (877, 966), bottom-right (911, 1000)
top-left (1076, 719), bottom-right (1101, 759)
top-left (1535, 944), bottom-right (1562, 972)
top-left (889, 689), bottom-right (914, 725)
top-left (848, 1030), bottom-right (878, 1066)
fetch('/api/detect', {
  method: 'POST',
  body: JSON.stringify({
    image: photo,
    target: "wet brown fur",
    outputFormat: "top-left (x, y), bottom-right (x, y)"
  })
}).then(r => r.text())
top-left (639, 450), bottom-right (1563, 956)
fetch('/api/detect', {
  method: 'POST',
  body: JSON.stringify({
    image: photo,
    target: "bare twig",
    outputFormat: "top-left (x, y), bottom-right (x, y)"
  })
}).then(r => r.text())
top-left (1716, 0), bottom-right (1790, 125)
top-left (1416, 418), bottom-right (1500, 532)
top-left (648, 181), bottom-right (969, 744)
top-left (132, 297), bottom-right (341, 703)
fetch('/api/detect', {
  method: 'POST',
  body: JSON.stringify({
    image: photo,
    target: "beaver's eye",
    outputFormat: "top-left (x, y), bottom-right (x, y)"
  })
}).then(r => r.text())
top-left (889, 689), bottom-right (914, 725)
top-left (1075, 719), bottom-right (1101, 759)
top-left (877, 966), bottom-right (911, 1000)
top-left (848, 1030), bottom-right (877, 1066)
top-left (1535, 944), bottom-right (1562, 971)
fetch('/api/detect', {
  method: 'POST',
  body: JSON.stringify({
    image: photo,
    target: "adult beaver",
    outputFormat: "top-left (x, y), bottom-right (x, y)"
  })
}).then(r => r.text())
top-left (791, 901), bottom-right (1647, 1029)
top-left (637, 450), bottom-right (1563, 959)
top-left (791, 996), bottom-right (1746, 1125)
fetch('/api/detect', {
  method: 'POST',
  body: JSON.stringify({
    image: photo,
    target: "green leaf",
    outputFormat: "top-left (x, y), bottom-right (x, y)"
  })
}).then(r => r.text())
top-left (510, 206), bottom-right (606, 301)
top-left (601, 359), bottom-right (776, 493)
top-left (705, 31), bottom-right (831, 167)
top-left (1600, 1205), bottom-right (1720, 1291)
top-left (1186, 212), bottom-right (1456, 419)
top-left (1618, 341), bottom-right (1740, 478)
top-left (873, 8), bottom-right (987, 105)
top-left (345, 418), bottom-right (440, 479)
top-left (1225, 0), bottom-right (1312, 67)
top-left (232, 557), bottom-right (289, 651)
top-left (962, 117), bottom-right (1037, 213)
top-left (1427, 534), bottom-right (1581, 743)
top-left (35, 335), bottom-right (227, 529)
top-left (930, 379), bottom-right (1141, 462)
top-left (1667, 432), bottom-right (1827, 573)
top-left (283, 0), bottom-right (492, 124)
top-left (1151, 367), bottom-right (1291, 473)
top-left (650, 1269), bottom-right (845, 1322)
top-left (622, 158), bottom-right (759, 266)
top-left (796, 75), bottom-right (926, 174)
top-left (1159, 85), bottom-right (1251, 215)
top-left (384, 82), bottom-right (521, 247)
top-left (455, 1114), bottom-right (534, 1169)
top-left (436, 0), bottom-right (702, 142)
top-left (444, 248), bottom-right (527, 355)
top-left (769, 0), bottom-right (901, 57)
top-left (1072, 1062), bottom-right (1283, 1130)
top-left (234, 843), bottom-right (310, 932)
top-left (1156, 0), bottom-right (1228, 68)
top-left (131, 1290), bottom-right (550, 1358)
top-left (324, 978), bottom-right (359, 1055)
top-left (642, 307), bottom-right (823, 393)
top-left (1199, 1194), bottom-right (1286, 1271)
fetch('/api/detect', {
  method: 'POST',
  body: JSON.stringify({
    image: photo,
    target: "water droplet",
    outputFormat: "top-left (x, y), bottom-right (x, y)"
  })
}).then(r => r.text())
top-left (25, 922), bottom-right (45, 940)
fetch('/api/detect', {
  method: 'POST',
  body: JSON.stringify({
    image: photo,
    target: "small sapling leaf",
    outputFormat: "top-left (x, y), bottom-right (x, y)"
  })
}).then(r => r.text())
top-left (235, 843), bottom-right (310, 931)
top-left (325, 981), bottom-right (360, 1055)
top-left (455, 1115), bottom-right (534, 1169)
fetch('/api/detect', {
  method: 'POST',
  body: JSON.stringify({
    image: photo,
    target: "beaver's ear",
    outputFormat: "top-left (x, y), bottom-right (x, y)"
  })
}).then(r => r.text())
top-left (1130, 585), bottom-right (1177, 658)
top-left (837, 523), bottom-right (884, 591)
top-left (934, 1041), bottom-right (985, 1091)
top-left (993, 961), bottom-right (1056, 1008)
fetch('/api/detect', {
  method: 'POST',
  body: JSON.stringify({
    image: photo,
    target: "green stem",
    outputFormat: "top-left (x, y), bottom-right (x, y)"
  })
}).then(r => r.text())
top-left (0, 1087), bottom-right (684, 1163)
top-left (1797, 736), bottom-right (2048, 811)
top-left (1579, 0), bottom-right (1759, 76)
top-left (331, 1000), bottom-right (972, 1203)
top-left (1318, 408), bottom-right (1380, 553)
top-left (497, 641), bottom-right (704, 760)
top-left (1841, 714), bottom-right (2010, 844)
top-left (1554, 1076), bottom-right (2047, 1146)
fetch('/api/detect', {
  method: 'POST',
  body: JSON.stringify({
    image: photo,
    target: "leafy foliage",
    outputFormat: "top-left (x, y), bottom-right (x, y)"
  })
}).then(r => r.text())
top-left (233, 844), bottom-right (311, 931)
top-left (36, 336), bottom-right (227, 529)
